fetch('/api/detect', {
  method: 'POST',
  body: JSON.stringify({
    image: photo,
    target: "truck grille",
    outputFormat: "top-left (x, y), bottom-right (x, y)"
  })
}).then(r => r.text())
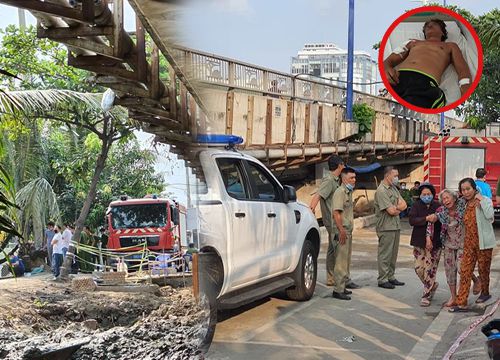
top-left (119, 235), bottom-right (160, 247)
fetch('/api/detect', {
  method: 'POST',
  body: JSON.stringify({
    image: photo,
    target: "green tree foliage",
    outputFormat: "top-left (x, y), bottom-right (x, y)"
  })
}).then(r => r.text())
top-left (0, 26), bottom-right (166, 255)
top-left (353, 103), bottom-right (375, 139)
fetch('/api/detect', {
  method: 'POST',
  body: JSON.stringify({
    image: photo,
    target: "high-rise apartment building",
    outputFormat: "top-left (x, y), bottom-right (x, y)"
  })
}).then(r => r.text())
top-left (291, 43), bottom-right (378, 95)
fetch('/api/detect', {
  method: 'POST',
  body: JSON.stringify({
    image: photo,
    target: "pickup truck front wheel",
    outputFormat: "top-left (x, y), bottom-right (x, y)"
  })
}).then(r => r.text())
top-left (286, 239), bottom-right (317, 301)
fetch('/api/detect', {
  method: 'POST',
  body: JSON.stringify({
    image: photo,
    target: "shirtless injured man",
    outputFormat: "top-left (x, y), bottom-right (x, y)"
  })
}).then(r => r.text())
top-left (383, 19), bottom-right (472, 109)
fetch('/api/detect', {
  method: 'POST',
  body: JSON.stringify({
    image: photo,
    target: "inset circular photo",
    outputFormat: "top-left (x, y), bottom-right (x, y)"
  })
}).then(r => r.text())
top-left (378, 6), bottom-right (483, 114)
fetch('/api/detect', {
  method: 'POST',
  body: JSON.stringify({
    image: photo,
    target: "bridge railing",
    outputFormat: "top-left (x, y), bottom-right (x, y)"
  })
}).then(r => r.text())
top-left (171, 45), bottom-right (463, 131)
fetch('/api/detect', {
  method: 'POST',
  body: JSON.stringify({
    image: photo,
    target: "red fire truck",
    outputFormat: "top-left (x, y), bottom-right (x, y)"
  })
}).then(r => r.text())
top-left (423, 133), bottom-right (500, 222)
top-left (106, 196), bottom-right (185, 251)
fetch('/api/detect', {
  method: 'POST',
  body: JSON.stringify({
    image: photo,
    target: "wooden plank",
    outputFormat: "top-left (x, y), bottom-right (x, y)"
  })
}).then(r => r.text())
top-left (62, 38), bottom-right (120, 60)
top-left (37, 25), bottom-right (113, 39)
top-left (189, 95), bottom-right (198, 137)
top-left (2, 0), bottom-right (90, 24)
top-left (304, 103), bottom-right (311, 144)
top-left (150, 44), bottom-right (160, 99)
top-left (68, 53), bottom-right (121, 67)
top-left (180, 84), bottom-right (189, 130)
top-left (317, 105), bottom-right (323, 143)
top-left (285, 101), bottom-right (292, 144)
top-left (82, 0), bottom-right (95, 23)
top-left (73, 64), bottom-right (138, 82)
top-left (112, 0), bottom-right (125, 58)
top-left (135, 15), bottom-right (147, 84)
top-left (225, 91), bottom-right (235, 135)
top-left (265, 99), bottom-right (273, 145)
top-left (168, 64), bottom-right (177, 121)
top-left (246, 96), bottom-right (254, 146)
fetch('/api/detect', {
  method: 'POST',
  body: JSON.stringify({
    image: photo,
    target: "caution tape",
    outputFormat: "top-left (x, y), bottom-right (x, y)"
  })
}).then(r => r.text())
top-left (443, 299), bottom-right (500, 360)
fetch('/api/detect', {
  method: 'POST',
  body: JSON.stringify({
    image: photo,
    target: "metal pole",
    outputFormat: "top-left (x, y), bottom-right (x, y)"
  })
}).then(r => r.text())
top-left (18, 9), bottom-right (26, 31)
top-left (440, 0), bottom-right (446, 130)
top-left (346, 0), bottom-right (355, 121)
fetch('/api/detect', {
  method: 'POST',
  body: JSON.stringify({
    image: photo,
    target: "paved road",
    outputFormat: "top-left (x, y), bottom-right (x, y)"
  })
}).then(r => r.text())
top-left (207, 220), bottom-right (500, 360)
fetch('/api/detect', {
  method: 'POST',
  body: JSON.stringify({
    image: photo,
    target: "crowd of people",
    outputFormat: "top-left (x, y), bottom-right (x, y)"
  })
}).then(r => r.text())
top-left (44, 222), bottom-right (108, 279)
top-left (310, 155), bottom-right (497, 312)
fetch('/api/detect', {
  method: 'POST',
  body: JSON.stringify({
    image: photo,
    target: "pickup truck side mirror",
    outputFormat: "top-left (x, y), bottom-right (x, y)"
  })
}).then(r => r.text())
top-left (283, 185), bottom-right (297, 203)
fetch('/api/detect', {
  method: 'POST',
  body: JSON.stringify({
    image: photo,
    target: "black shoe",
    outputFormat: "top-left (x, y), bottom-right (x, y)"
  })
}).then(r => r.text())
top-left (344, 289), bottom-right (353, 295)
top-left (389, 279), bottom-right (405, 286)
top-left (346, 282), bottom-right (361, 289)
top-left (332, 291), bottom-right (351, 300)
top-left (378, 282), bottom-right (396, 289)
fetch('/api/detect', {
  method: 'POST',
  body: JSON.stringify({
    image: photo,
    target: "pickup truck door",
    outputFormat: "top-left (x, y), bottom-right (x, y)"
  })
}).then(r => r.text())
top-left (242, 160), bottom-right (293, 276)
top-left (216, 157), bottom-right (265, 288)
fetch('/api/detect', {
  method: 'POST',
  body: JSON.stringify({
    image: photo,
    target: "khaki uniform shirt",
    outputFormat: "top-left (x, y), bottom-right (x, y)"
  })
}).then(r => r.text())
top-left (374, 182), bottom-right (402, 231)
top-left (318, 173), bottom-right (340, 232)
top-left (332, 184), bottom-right (354, 233)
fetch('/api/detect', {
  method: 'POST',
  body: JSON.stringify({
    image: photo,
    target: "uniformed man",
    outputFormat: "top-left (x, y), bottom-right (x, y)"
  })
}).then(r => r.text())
top-left (374, 166), bottom-right (407, 289)
top-left (310, 156), bottom-right (360, 289)
top-left (309, 156), bottom-right (343, 285)
top-left (331, 167), bottom-right (356, 300)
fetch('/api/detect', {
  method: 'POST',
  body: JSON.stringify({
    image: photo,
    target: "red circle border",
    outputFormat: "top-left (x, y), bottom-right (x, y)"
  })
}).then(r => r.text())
top-left (377, 6), bottom-right (483, 114)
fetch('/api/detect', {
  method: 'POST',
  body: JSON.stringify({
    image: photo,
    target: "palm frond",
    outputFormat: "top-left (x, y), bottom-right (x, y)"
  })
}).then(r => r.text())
top-left (15, 177), bottom-right (59, 248)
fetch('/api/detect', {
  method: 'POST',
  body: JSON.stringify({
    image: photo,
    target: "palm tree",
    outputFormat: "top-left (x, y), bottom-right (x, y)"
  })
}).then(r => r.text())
top-left (0, 88), bottom-right (134, 278)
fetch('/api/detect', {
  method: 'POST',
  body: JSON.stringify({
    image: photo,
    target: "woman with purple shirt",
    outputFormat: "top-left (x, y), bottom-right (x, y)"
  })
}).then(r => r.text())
top-left (409, 183), bottom-right (441, 307)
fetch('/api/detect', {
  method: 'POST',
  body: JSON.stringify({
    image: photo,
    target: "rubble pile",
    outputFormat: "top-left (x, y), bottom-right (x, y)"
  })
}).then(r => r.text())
top-left (0, 285), bottom-right (206, 359)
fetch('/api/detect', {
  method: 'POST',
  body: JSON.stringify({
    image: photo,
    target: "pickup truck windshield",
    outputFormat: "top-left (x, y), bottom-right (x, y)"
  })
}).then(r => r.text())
top-left (110, 204), bottom-right (167, 229)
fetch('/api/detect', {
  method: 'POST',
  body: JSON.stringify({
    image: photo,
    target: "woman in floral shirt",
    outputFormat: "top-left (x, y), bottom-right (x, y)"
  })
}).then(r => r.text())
top-left (427, 189), bottom-right (480, 307)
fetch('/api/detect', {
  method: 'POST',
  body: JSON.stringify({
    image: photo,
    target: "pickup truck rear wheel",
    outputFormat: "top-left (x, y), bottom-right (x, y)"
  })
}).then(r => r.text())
top-left (197, 253), bottom-right (223, 353)
top-left (286, 239), bottom-right (317, 301)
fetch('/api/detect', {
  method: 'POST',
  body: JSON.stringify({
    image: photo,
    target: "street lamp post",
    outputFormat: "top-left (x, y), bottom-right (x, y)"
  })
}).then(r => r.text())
top-left (346, 0), bottom-right (355, 121)
top-left (440, 0), bottom-right (447, 130)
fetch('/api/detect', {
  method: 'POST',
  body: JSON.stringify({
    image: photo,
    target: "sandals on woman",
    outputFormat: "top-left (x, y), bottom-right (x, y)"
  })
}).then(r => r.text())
top-left (475, 294), bottom-right (492, 304)
top-left (428, 282), bottom-right (439, 301)
top-left (448, 306), bottom-right (469, 313)
top-left (420, 297), bottom-right (431, 307)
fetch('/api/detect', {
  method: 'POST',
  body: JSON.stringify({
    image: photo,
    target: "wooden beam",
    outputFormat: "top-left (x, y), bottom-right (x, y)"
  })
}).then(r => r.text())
top-left (112, 0), bottom-right (124, 58)
top-left (97, 82), bottom-right (150, 98)
top-left (225, 91), bottom-right (235, 135)
top-left (81, 0), bottom-right (95, 23)
top-left (37, 25), bottom-right (113, 39)
top-left (135, 15), bottom-right (147, 84)
top-left (285, 101), bottom-right (292, 145)
top-left (189, 96), bottom-right (198, 137)
top-left (74, 64), bottom-right (138, 82)
top-left (304, 103), bottom-right (311, 144)
top-left (68, 53), bottom-right (121, 67)
top-left (1, 0), bottom-right (92, 24)
top-left (265, 99), bottom-right (273, 145)
top-left (192, 253), bottom-right (199, 300)
top-left (317, 105), bottom-right (323, 144)
top-left (150, 45), bottom-right (161, 99)
top-left (62, 38), bottom-right (120, 60)
top-left (246, 96), bottom-right (254, 147)
top-left (180, 84), bottom-right (189, 130)
top-left (168, 64), bottom-right (177, 121)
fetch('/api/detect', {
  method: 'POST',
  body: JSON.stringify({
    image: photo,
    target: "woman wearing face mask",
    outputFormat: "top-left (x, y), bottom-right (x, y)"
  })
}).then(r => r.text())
top-left (409, 183), bottom-right (441, 307)
top-left (448, 178), bottom-right (496, 312)
top-left (427, 189), bottom-right (481, 307)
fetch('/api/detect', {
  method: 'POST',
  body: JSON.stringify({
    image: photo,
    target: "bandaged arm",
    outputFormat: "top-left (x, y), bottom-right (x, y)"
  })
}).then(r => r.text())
top-left (383, 40), bottom-right (413, 85)
top-left (450, 43), bottom-right (472, 96)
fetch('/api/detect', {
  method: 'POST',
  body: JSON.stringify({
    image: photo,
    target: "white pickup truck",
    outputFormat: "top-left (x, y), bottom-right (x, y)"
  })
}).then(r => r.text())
top-left (195, 145), bottom-right (321, 348)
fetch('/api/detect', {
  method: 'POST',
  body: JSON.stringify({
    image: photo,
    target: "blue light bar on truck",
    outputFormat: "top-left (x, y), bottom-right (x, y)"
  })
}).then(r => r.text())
top-left (196, 134), bottom-right (244, 145)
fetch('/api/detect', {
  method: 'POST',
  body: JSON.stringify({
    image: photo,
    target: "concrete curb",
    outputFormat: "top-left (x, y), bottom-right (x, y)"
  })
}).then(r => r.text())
top-left (354, 214), bottom-right (376, 230)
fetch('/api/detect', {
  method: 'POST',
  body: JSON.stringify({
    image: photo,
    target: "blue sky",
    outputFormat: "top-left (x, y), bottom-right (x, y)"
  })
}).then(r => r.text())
top-left (179, 0), bottom-right (498, 72)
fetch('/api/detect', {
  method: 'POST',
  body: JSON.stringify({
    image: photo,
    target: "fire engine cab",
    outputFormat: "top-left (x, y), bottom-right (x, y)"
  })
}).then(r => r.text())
top-left (106, 196), bottom-right (185, 251)
top-left (423, 131), bottom-right (500, 222)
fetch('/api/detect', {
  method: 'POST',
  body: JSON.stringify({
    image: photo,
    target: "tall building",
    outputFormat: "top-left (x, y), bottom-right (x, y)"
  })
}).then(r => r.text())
top-left (291, 43), bottom-right (378, 95)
